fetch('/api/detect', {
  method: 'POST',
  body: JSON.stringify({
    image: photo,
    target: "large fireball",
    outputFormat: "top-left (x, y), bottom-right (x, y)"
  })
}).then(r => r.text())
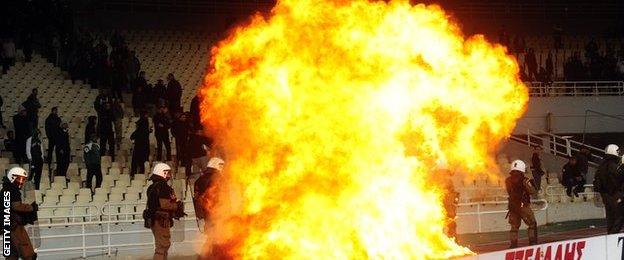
top-left (199, 0), bottom-right (528, 258)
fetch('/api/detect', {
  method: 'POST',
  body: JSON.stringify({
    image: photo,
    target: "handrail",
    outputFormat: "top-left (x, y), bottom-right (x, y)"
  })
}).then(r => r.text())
top-left (457, 199), bottom-right (548, 233)
top-left (509, 129), bottom-right (603, 167)
top-left (524, 81), bottom-right (624, 97)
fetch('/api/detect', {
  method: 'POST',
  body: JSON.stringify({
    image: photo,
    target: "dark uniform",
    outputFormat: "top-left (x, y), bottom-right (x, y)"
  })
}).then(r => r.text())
top-left (153, 110), bottom-right (172, 161)
top-left (26, 134), bottom-right (44, 189)
top-left (130, 116), bottom-right (150, 176)
top-left (1, 176), bottom-right (38, 259)
top-left (144, 175), bottom-right (183, 260)
top-left (44, 111), bottom-right (61, 166)
top-left (593, 154), bottom-right (624, 234)
top-left (506, 170), bottom-right (538, 248)
top-left (55, 128), bottom-right (71, 177)
top-left (193, 168), bottom-right (218, 221)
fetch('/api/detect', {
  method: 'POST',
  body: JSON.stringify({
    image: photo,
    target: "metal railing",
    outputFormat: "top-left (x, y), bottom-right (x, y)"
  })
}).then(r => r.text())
top-left (525, 81), bottom-right (624, 97)
top-left (457, 199), bottom-right (549, 233)
top-left (509, 129), bottom-right (603, 167)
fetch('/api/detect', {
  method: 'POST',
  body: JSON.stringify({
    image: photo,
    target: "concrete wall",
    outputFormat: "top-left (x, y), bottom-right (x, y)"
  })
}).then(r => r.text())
top-left (513, 96), bottom-right (624, 134)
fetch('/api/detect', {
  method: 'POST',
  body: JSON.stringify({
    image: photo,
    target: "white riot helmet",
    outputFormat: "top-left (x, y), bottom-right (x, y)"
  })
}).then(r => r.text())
top-left (510, 160), bottom-right (526, 173)
top-left (207, 157), bottom-right (225, 172)
top-left (7, 167), bottom-right (28, 188)
top-left (605, 144), bottom-right (619, 156)
top-left (152, 163), bottom-right (172, 180)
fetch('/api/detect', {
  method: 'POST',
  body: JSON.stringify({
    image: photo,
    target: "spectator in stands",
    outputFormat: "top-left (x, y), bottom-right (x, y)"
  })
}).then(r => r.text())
top-left (4, 131), bottom-right (15, 161)
top-left (545, 53), bottom-right (553, 80)
top-left (172, 112), bottom-right (191, 166)
top-left (26, 129), bottom-right (44, 189)
top-left (22, 33), bottom-right (33, 63)
top-left (13, 107), bottom-right (32, 164)
top-left (128, 51), bottom-right (141, 85)
top-left (153, 105), bottom-right (172, 161)
top-left (144, 83), bottom-right (156, 116)
top-left (132, 84), bottom-right (147, 116)
top-left (1, 37), bottom-right (16, 74)
top-left (152, 79), bottom-right (167, 107)
top-left (112, 97), bottom-right (124, 147)
top-left (45, 107), bottom-right (61, 167)
top-left (190, 95), bottom-right (201, 129)
top-left (526, 48), bottom-right (538, 81)
top-left (130, 111), bottom-right (151, 177)
top-left (94, 88), bottom-right (112, 115)
top-left (189, 128), bottom-right (212, 177)
top-left (530, 146), bottom-right (545, 192)
top-left (23, 88), bottom-right (41, 130)
top-left (55, 123), bottom-right (71, 178)
top-left (98, 102), bottom-right (116, 161)
top-left (84, 116), bottom-right (98, 144)
top-left (133, 71), bottom-right (147, 92)
top-left (0, 94), bottom-right (5, 128)
top-left (561, 156), bottom-right (584, 197)
top-left (166, 73), bottom-right (182, 113)
top-left (585, 38), bottom-right (599, 62)
top-left (575, 148), bottom-right (591, 179)
top-left (84, 133), bottom-right (102, 191)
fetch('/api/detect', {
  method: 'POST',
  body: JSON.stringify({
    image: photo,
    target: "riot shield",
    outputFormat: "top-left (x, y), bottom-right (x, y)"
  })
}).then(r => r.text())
top-left (22, 180), bottom-right (41, 249)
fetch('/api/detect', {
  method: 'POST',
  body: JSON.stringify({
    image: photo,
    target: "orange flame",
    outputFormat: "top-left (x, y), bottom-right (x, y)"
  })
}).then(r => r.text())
top-left (199, 0), bottom-right (527, 258)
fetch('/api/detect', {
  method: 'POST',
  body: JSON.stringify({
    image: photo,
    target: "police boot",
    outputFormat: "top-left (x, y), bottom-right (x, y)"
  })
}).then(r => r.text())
top-left (509, 239), bottom-right (518, 249)
top-left (528, 228), bottom-right (538, 245)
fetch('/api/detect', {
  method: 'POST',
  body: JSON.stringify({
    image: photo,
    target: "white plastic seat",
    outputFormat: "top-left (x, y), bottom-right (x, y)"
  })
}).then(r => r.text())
top-left (59, 195), bottom-right (75, 205)
top-left (125, 193), bottom-right (140, 202)
top-left (109, 194), bottom-right (123, 203)
top-left (50, 182), bottom-right (65, 190)
top-left (131, 179), bottom-right (145, 188)
top-left (134, 174), bottom-right (146, 181)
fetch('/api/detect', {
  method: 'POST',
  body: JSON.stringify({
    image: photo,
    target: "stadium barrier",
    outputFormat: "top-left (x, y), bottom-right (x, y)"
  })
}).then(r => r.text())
top-left (464, 233), bottom-right (624, 259)
top-left (457, 199), bottom-right (548, 233)
top-left (525, 81), bottom-right (624, 97)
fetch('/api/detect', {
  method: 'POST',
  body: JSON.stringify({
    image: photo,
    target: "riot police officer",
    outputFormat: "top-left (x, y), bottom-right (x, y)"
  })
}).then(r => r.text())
top-left (1, 167), bottom-right (38, 260)
top-left (195, 157), bottom-right (225, 259)
top-left (143, 163), bottom-right (184, 260)
top-left (593, 144), bottom-right (624, 234)
top-left (506, 160), bottom-right (538, 248)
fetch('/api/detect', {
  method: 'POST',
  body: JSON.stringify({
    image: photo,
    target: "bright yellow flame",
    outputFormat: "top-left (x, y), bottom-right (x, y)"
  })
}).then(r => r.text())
top-left (199, 0), bottom-right (527, 259)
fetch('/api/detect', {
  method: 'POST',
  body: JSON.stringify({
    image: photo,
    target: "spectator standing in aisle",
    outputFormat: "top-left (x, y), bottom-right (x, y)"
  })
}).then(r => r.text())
top-left (189, 95), bottom-right (201, 129)
top-left (132, 84), bottom-right (147, 116)
top-left (172, 112), bottom-right (191, 166)
top-left (526, 48), bottom-right (538, 81)
top-left (84, 116), bottom-right (98, 144)
top-left (153, 106), bottom-right (172, 161)
top-left (1, 37), bottom-right (16, 74)
top-left (152, 80), bottom-right (167, 108)
top-left (13, 107), bottom-right (32, 164)
top-left (55, 123), bottom-right (71, 178)
top-left (84, 133), bottom-right (102, 191)
top-left (4, 131), bottom-right (15, 160)
top-left (112, 97), bottom-right (124, 147)
top-left (26, 129), bottom-right (44, 189)
top-left (561, 156), bottom-right (584, 197)
top-left (131, 111), bottom-right (151, 177)
top-left (98, 102), bottom-right (116, 161)
top-left (530, 146), bottom-right (545, 192)
top-left (94, 88), bottom-right (112, 115)
top-left (45, 107), bottom-right (62, 167)
top-left (166, 73), bottom-right (182, 113)
top-left (22, 33), bottom-right (33, 63)
top-left (23, 88), bottom-right (41, 131)
top-left (128, 51), bottom-right (141, 85)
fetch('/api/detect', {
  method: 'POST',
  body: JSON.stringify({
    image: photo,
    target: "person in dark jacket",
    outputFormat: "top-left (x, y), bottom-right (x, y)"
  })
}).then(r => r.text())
top-left (575, 148), bottom-right (591, 179)
top-left (593, 144), bottom-right (624, 234)
top-left (85, 116), bottom-right (98, 144)
top-left (98, 102), bottom-right (116, 161)
top-left (23, 88), bottom-right (41, 130)
top-left (506, 160), bottom-right (538, 248)
top-left (94, 88), bottom-right (111, 115)
top-left (172, 112), bottom-right (191, 166)
top-left (561, 156), bottom-right (584, 197)
top-left (530, 146), bottom-right (545, 192)
top-left (13, 107), bottom-right (32, 164)
top-left (84, 133), bottom-right (102, 191)
top-left (112, 98), bottom-right (124, 147)
top-left (45, 107), bottom-right (62, 166)
top-left (55, 123), bottom-right (71, 178)
top-left (152, 80), bottom-right (167, 108)
top-left (166, 73), bottom-right (182, 113)
top-left (4, 130), bottom-right (15, 159)
top-left (153, 106), bottom-right (172, 161)
top-left (131, 111), bottom-right (151, 177)
top-left (26, 129), bottom-right (44, 189)
top-left (189, 95), bottom-right (201, 129)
